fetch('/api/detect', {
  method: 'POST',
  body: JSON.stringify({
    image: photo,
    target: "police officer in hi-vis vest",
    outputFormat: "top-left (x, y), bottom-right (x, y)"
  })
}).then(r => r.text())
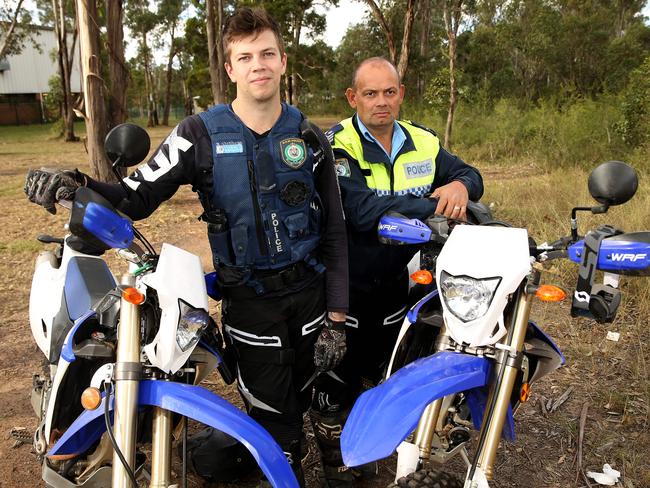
top-left (24, 8), bottom-right (348, 485)
top-left (310, 57), bottom-right (483, 486)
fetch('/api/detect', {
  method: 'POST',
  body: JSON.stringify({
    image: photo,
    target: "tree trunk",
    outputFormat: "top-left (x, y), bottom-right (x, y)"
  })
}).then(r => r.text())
top-left (443, 1), bottom-right (462, 151)
top-left (0, 0), bottom-right (25, 60)
top-left (162, 24), bottom-right (175, 125)
top-left (52, 0), bottom-right (78, 141)
top-left (418, 0), bottom-right (431, 97)
top-left (363, 0), bottom-right (396, 64)
top-left (217, 0), bottom-right (226, 99)
top-left (141, 31), bottom-right (157, 127)
top-left (181, 78), bottom-right (192, 115)
top-left (106, 0), bottom-right (128, 129)
top-left (396, 0), bottom-right (417, 81)
top-left (289, 9), bottom-right (304, 106)
top-left (206, 0), bottom-right (224, 104)
top-left (76, 0), bottom-right (113, 182)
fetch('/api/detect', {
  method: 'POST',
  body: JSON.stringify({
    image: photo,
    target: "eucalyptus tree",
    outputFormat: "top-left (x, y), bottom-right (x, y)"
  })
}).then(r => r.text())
top-left (157, 0), bottom-right (187, 125)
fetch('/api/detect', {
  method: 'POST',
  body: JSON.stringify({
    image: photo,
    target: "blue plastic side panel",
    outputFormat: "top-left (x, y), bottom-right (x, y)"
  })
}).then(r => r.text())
top-left (378, 215), bottom-right (431, 244)
top-left (568, 238), bottom-right (650, 272)
top-left (204, 271), bottom-right (222, 301)
top-left (341, 352), bottom-right (490, 467)
top-left (529, 321), bottom-right (566, 366)
top-left (60, 310), bottom-right (97, 362)
top-left (406, 290), bottom-right (439, 323)
top-left (465, 386), bottom-right (515, 442)
top-left (48, 381), bottom-right (297, 488)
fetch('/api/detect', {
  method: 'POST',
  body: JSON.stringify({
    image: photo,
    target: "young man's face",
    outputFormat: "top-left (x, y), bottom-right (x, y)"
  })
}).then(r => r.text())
top-left (345, 61), bottom-right (405, 133)
top-left (225, 29), bottom-right (287, 104)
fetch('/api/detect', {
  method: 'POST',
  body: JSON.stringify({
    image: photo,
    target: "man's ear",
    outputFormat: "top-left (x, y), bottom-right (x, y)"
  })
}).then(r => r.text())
top-left (280, 52), bottom-right (287, 74)
top-left (225, 62), bottom-right (235, 82)
top-left (345, 88), bottom-right (357, 109)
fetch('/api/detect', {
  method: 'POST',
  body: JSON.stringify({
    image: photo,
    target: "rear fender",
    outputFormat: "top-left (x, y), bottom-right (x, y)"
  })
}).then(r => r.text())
top-left (48, 380), bottom-right (297, 488)
top-left (341, 352), bottom-right (490, 467)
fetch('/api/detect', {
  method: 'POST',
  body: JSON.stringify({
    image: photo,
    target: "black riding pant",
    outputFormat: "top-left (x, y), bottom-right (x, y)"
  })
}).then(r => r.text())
top-left (222, 275), bottom-right (326, 462)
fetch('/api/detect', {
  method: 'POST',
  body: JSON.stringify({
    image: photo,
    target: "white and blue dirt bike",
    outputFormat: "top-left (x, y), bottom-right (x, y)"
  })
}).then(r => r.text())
top-left (340, 161), bottom-right (650, 488)
top-left (28, 124), bottom-right (299, 488)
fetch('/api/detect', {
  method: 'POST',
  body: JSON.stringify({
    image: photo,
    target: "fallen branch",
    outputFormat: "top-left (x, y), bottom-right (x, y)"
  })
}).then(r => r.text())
top-left (577, 403), bottom-right (592, 488)
top-left (550, 386), bottom-right (574, 412)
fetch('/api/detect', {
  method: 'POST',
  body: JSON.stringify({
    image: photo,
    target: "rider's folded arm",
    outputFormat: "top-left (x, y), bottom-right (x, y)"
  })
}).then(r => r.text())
top-left (335, 149), bottom-right (439, 233)
top-left (431, 147), bottom-right (484, 202)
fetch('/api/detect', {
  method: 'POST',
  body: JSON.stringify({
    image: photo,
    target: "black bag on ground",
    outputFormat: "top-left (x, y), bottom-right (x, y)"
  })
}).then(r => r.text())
top-left (185, 427), bottom-right (257, 482)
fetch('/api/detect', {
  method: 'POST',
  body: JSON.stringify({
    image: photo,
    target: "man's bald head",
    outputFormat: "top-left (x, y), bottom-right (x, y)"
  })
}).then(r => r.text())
top-left (350, 57), bottom-right (400, 90)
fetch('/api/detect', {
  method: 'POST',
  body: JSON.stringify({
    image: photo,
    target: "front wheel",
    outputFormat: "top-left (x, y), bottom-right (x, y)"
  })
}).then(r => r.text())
top-left (388, 469), bottom-right (462, 488)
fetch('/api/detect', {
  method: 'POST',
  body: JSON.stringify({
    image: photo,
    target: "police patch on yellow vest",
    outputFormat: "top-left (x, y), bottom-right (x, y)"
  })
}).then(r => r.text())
top-left (403, 159), bottom-right (433, 179)
top-left (335, 158), bottom-right (351, 177)
top-left (280, 138), bottom-right (307, 168)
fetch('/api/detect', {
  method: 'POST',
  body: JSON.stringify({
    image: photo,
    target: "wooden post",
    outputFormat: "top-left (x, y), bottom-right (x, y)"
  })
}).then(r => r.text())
top-left (76, 0), bottom-right (113, 181)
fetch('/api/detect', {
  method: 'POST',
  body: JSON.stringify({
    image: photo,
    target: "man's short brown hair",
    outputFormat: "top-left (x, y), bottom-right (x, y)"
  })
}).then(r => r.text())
top-left (222, 7), bottom-right (285, 62)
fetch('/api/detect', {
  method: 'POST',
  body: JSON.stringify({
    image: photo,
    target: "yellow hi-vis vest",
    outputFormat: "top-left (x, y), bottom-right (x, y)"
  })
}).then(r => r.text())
top-left (332, 117), bottom-right (440, 197)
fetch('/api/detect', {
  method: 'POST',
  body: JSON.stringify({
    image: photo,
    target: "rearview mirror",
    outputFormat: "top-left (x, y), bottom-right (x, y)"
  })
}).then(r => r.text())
top-left (104, 123), bottom-right (151, 167)
top-left (588, 161), bottom-right (638, 206)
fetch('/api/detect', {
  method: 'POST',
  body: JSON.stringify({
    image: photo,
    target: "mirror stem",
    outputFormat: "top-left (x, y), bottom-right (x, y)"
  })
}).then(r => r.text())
top-left (570, 204), bottom-right (610, 241)
top-left (112, 157), bottom-right (132, 198)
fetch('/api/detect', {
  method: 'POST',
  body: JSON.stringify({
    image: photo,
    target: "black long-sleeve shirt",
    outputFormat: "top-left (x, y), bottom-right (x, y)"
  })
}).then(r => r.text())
top-left (88, 113), bottom-right (349, 312)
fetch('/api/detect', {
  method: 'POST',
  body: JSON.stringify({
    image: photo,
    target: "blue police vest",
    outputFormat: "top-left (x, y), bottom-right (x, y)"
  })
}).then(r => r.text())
top-left (199, 104), bottom-right (322, 283)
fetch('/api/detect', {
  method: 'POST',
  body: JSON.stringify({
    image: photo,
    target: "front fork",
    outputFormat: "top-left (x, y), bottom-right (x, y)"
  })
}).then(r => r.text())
top-left (407, 275), bottom-right (537, 484)
top-left (112, 276), bottom-right (174, 488)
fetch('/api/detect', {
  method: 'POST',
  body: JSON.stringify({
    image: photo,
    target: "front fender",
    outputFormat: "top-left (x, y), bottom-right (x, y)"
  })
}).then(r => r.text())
top-left (48, 380), bottom-right (297, 488)
top-left (341, 351), bottom-right (490, 467)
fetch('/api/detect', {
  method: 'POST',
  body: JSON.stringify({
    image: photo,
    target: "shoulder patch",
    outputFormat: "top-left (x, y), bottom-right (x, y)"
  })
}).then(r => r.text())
top-left (407, 120), bottom-right (438, 137)
top-left (325, 123), bottom-right (344, 144)
top-left (334, 158), bottom-right (351, 178)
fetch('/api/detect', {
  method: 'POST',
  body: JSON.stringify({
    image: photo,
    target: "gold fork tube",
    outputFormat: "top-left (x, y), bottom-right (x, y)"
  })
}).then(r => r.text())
top-left (413, 398), bottom-right (443, 459)
top-left (476, 291), bottom-right (534, 480)
top-left (112, 276), bottom-right (141, 488)
top-left (149, 407), bottom-right (173, 488)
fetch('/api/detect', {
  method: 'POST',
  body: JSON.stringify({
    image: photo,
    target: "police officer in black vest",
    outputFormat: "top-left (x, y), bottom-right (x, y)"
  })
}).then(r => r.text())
top-left (24, 8), bottom-right (348, 485)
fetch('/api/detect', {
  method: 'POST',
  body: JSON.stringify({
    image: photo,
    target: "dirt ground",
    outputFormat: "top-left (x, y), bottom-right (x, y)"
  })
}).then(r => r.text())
top-left (0, 122), bottom-right (648, 488)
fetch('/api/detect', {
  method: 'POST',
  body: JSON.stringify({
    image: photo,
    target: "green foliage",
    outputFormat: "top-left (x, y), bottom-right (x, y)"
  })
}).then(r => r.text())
top-left (615, 56), bottom-right (650, 148)
top-left (409, 95), bottom-right (629, 169)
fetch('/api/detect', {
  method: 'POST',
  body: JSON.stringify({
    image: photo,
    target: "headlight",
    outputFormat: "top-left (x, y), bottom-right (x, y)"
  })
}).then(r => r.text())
top-left (440, 271), bottom-right (500, 323)
top-left (176, 300), bottom-right (210, 352)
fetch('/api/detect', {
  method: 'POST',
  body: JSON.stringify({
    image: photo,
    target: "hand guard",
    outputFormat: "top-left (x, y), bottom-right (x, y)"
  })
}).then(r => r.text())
top-left (24, 168), bottom-right (86, 214)
top-left (314, 316), bottom-right (347, 373)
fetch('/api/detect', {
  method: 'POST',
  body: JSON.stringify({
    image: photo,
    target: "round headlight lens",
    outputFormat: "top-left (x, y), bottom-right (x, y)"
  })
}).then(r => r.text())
top-left (440, 271), bottom-right (500, 323)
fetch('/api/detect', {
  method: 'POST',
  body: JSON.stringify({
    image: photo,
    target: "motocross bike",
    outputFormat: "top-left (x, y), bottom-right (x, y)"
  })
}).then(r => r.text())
top-left (28, 123), bottom-right (299, 488)
top-left (339, 161), bottom-right (650, 488)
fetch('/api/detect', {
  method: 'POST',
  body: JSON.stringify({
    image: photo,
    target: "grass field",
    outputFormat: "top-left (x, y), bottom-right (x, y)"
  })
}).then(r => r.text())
top-left (0, 120), bottom-right (648, 487)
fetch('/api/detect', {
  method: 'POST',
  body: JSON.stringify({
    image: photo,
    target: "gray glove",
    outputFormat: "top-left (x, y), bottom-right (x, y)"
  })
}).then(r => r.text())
top-left (314, 316), bottom-right (347, 372)
top-left (24, 168), bottom-right (86, 214)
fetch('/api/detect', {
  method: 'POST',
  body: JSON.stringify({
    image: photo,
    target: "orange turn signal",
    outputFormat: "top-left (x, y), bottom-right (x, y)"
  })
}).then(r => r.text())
top-left (410, 270), bottom-right (433, 285)
top-left (81, 387), bottom-right (102, 410)
top-left (535, 284), bottom-right (566, 302)
top-left (520, 383), bottom-right (531, 403)
top-left (122, 287), bottom-right (145, 305)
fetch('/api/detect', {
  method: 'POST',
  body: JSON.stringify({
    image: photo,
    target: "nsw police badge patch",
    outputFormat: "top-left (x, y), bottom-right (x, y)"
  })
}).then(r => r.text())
top-left (280, 138), bottom-right (307, 168)
top-left (335, 158), bottom-right (351, 177)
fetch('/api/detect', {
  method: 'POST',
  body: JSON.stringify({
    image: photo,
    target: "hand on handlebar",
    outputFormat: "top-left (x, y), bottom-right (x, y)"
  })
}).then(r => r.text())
top-left (24, 168), bottom-right (86, 214)
top-left (430, 181), bottom-right (469, 220)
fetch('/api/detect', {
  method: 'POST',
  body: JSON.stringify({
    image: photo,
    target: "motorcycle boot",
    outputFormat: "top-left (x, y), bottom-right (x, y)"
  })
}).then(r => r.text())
top-left (309, 408), bottom-right (353, 487)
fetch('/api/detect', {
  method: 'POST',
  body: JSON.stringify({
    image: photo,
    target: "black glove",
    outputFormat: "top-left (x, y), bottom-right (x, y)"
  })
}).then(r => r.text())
top-left (314, 315), bottom-right (347, 372)
top-left (24, 168), bottom-right (86, 214)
